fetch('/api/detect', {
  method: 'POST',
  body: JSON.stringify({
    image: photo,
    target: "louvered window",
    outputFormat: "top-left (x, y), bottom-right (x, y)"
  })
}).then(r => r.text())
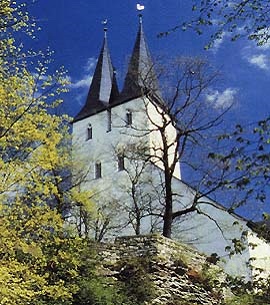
top-left (107, 109), bottom-right (112, 132)
top-left (87, 124), bottom-right (92, 140)
top-left (95, 162), bottom-right (102, 179)
top-left (126, 110), bottom-right (132, 126)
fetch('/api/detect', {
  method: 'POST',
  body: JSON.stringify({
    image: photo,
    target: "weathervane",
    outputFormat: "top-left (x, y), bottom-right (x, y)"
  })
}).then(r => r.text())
top-left (136, 3), bottom-right (145, 23)
top-left (102, 19), bottom-right (108, 34)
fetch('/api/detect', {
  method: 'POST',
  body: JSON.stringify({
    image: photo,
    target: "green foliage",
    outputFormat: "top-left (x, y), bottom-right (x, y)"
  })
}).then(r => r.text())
top-left (200, 262), bottom-right (223, 291)
top-left (0, 0), bottom-right (94, 226)
top-left (116, 256), bottom-right (156, 305)
top-left (0, 0), bottom-right (32, 32)
top-left (174, 252), bottom-right (189, 269)
top-left (74, 276), bottom-right (132, 305)
top-left (0, 200), bottom-right (82, 305)
top-left (205, 117), bottom-right (270, 216)
top-left (224, 273), bottom-right (270, 305)
top-left (72, 245), bottom-right (133, 305)
top-left (0, 1), bottom-right (95, 304)
top-left (159, 1), bottom-right (270, 47)
top-left (225, 294), bottom-right (270, 305)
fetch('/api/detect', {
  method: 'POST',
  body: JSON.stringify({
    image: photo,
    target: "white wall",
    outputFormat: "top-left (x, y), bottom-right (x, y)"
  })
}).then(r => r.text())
top-left (72, 98), bottom-right (147, 189)
top-left (72, 97), bottom-right (270, 280)
top-left (146, 101), bottom-right (181, 179)
top-left (72, 96), bottom-right (181, 195)
top-left (72, 97), bottom-right (159, 237)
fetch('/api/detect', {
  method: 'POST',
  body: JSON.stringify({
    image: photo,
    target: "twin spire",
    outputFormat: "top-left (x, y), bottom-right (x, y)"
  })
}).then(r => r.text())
top-left (74, 15), bottom-right (157, 122)
top-left (121, 15), bottom-right (158, 100)
top-left (74, 27), bottom-right (119, 121)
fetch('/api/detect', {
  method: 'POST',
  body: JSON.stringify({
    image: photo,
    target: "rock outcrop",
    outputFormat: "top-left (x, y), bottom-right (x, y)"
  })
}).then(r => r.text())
top-left (97, 234), bottom-right (225, 305)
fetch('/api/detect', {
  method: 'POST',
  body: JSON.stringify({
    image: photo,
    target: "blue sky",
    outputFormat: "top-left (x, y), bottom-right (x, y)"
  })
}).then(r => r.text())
top-left (26, 0), bottom-right (270, 219)
top-left (27, 0), bottom-right (270, 122)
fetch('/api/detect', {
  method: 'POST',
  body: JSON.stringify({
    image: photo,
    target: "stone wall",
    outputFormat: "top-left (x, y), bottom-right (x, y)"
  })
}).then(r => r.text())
top-left (97, 234), bottom-right (225, 305)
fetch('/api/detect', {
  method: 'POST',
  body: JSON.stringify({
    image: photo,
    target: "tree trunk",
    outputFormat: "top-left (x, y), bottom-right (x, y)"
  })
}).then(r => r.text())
top-left (162, 189), bottom-right (173, 238)
top-left (161, 131), bottom-right (173, 238)
top-left (135, 217), bottom-right (141, 235)
top-left (162, 160), bottom-right (173, 238)
top-left (132, 184), bottom-right (141, 235)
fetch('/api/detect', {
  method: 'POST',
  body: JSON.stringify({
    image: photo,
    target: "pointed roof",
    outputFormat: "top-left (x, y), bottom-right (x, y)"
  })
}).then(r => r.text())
top-left (121, 15), bottom-right (158, 101)
top-left (74, 29), bottom-right (119, 122)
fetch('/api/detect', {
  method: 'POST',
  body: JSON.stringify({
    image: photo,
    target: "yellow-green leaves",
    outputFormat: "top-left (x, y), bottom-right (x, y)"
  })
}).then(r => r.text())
top-left (0, 2), bottom-right (96, 303)
top-left (0, 2), bottom-right (89, 304)
top-left (0, 202), bottom-right (82, 305)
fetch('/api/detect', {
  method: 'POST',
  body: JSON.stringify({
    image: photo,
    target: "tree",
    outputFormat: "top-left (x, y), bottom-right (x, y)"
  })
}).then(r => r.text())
top-left (159, 0), bottom-right (270, 47)
top-left (205, 117), bottom-right (270, 225)
top-left (114, 142), bottom-right (161, 235)
top-left (0, 201), bottom-right (82, 305)
top-left (88, 200), bottom-right (124, 241)
top-left (90, 55), bottom-right (251, 241)
top-left (81, 142), bottom-right (161, 240)
top-left (0, 0), bottom-right (95, 222)
top-left (129, 56), bottom-right (233, 238)
top-left (0, 1), bottom-right (95, 303)
top-left (107, 54), bottom-right (270, 283)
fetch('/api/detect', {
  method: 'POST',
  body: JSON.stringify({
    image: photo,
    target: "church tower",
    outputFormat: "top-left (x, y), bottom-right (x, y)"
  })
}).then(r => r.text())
top-left (72, 16), bottom-right (181, 238)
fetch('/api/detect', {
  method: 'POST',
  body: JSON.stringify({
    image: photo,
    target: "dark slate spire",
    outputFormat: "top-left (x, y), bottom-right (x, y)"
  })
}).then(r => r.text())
top-left (121, 14), bottom-right (158, 101)
top-left (74, 27), bottom-right (119, 122)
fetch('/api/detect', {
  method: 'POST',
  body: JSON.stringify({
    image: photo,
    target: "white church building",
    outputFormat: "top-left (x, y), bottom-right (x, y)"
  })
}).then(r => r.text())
top-left (72, 16), bottom-right (270, 280)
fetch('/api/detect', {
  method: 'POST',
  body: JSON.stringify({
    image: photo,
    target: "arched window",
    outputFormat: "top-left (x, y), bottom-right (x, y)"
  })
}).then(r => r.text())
top-left (95, 162), bottom-right (102, 179)
top-left (107, 109), bottom-right (112, 132)
top-left (87, 124), bottom-right (92, 140)
top-left (126, 110), bottom-right (132, 126)
top-left (118, 155), bottom-right (125, 171)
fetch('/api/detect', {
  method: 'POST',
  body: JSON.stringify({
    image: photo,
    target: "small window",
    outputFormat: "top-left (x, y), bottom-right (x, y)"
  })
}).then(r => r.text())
top-left (95, 162), bottom-right (102, 179)
top-left (87, 124), bottom-right (92, 140)
top-left (126, 110), bottom-right (132, 126)
top-left (107, 109), bottom-right (112, 132)
top-left (118, 155), bottom-right (125, 171)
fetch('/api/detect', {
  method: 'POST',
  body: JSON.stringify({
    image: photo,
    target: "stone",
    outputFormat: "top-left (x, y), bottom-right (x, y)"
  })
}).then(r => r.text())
top-left (96, 234), bottom-right (225, 305)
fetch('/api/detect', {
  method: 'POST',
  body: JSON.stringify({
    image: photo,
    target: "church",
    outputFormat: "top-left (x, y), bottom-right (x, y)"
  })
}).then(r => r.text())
top-left (72, 14), bottom-right (270, 280)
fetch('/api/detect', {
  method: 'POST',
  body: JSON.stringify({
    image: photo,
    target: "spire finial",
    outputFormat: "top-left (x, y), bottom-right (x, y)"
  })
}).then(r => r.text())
top-left (102, 19), bottom-right (108, 36)
top-left (136, 3), bottom-right (145, 24)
